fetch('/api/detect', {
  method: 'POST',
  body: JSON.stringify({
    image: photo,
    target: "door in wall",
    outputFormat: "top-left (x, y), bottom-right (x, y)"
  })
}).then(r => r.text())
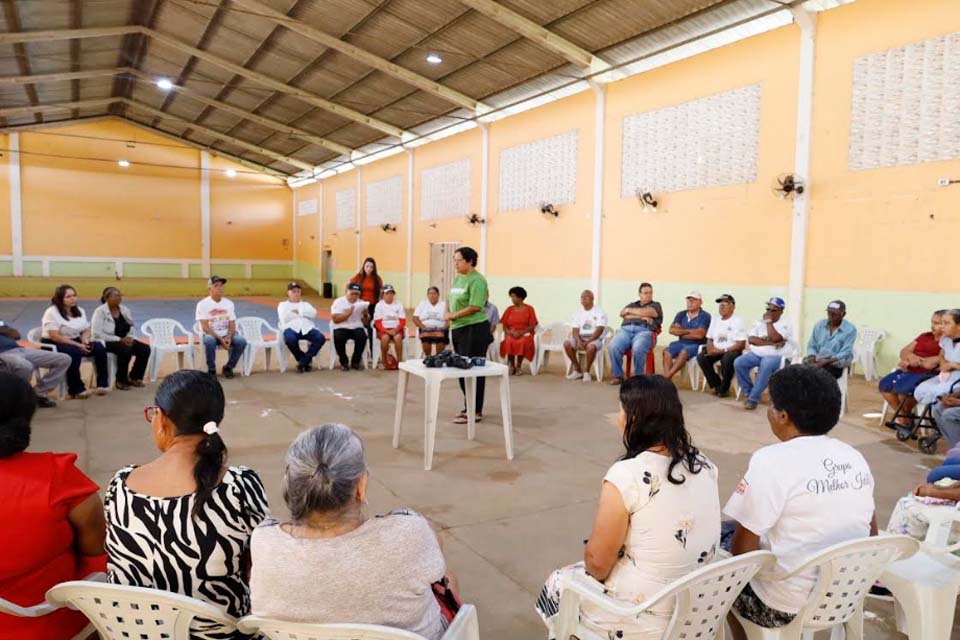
top-left (429, 242), bottom-right (460, 302)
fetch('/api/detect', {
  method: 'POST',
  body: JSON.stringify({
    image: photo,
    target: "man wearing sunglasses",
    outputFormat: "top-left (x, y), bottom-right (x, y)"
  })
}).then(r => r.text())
top-left (734, 297), bottom-right (796, 410)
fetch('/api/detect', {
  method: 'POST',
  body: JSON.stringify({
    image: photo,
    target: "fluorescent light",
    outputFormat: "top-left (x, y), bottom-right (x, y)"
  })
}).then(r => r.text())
top-left (156, 78), bottom-right (174, 91)
top-left (426, 53), bottom-right (443, 64)
top-left (225, 169), bottom-right (237, 178)
top-left (117, 159), bottom-right (130, 168)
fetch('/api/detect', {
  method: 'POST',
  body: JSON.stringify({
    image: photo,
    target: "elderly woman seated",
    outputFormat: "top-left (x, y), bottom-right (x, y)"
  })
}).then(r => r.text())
top-left (0, 372), bottom-right (107, 639)
top-left (414, 286), bottom-right (449, 356)
top-left (878, 309), bottom-right (944, 426)
top-left (536, 375), bottom-right (720, 639)
top-left (250, 424), bottom-right (459, 639)
top-left (914, 308), bottom-right (960, 406)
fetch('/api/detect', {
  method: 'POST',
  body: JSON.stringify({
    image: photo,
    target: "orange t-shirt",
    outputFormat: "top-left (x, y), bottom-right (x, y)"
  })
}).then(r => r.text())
top-left (349, 274), bottom-right (382, 304)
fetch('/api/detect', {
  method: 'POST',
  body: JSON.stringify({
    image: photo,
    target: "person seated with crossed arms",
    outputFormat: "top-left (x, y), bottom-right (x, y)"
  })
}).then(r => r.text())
top-left (374, 285), bottom-right (406, 368)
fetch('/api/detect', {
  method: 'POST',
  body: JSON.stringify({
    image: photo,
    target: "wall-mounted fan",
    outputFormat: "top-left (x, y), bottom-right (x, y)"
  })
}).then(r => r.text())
top-left (540, 203), bottom-right (558, 217)
top-left (466, 213), bottom-right (485, 225)
top-left (380, 224), bottom-right (397, 232)
top-left (772, 173), bottom-right (804, 199)
top-left (635, 188), bottom-right (658, 211)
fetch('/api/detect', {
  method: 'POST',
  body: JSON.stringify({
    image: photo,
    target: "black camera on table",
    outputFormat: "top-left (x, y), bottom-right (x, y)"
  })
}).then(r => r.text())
top-left (422, 351), bottom-right (475, 369)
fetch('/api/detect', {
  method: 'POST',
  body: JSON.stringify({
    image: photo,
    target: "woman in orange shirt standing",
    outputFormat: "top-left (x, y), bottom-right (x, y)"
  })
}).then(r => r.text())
top-left (349, 257), bottom-right (384, 356)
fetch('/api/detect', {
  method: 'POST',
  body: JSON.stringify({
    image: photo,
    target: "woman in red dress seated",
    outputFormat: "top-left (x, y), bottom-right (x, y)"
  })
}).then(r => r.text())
top-left (0, 371), bottom-right (107, 640)
top-left (500, 286), bottom-right (539, 375)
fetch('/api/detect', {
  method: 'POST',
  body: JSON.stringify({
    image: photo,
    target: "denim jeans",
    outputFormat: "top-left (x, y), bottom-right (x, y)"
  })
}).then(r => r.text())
top-left (608, 325), bottom-right (654, 379)
top-left (202, 334), bottom-right (247, 372)
top-left (927, 457), bottom-right (960, 483)
top-left (734, 351), bottom-right (783, 403)
top-left (283, 328), bottom-right (325, 365)
top-left (933, 403), bottom-right (960, 450)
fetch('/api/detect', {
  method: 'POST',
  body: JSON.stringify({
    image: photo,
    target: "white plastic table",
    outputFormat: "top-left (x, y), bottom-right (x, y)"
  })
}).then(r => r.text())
top-left (392, 359), bottom-right (514, 470)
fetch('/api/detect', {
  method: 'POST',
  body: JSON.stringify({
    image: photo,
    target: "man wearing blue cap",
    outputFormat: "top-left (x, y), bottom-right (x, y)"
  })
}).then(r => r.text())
top-left (734, 297), bottom-right (796, 410)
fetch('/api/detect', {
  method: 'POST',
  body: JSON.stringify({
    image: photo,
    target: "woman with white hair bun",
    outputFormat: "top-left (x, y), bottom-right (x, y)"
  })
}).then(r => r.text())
top-left (250, 424), bottom-right (458, 639)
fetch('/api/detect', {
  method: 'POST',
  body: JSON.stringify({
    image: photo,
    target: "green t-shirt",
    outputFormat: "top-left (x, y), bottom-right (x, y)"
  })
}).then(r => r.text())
top-left (449, 270), bottom-right (488, 330)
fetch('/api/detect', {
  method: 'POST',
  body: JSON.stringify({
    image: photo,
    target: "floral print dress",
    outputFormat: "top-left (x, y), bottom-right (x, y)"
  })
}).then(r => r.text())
top-left (536, 452), bottom-right (720, 639)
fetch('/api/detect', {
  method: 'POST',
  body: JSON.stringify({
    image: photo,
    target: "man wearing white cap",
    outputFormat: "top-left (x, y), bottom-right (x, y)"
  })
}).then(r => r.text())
top-left (196, 275), bottom-right (246, 378)
top-left (662, 291), bottom-right (711, 381)
top-left (804, 300), bottom-right (857, 379)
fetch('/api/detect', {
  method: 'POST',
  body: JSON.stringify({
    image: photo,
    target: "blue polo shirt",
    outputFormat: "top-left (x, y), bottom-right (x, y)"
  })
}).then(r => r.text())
top-left (671, 310), bottom-right (712, 345)
top-left (806, 319), bottom-right (857, 366)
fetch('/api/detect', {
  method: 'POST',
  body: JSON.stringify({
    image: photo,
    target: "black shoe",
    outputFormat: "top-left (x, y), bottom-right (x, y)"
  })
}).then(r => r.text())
top-left (303, 363), bottom-right (313, 372)
top-left (716, 389), bottom-right (730, 398)
top-left (296, 363), bottom-right (305, 373)
top-left (36, 395), bottom-right (57, 408)
top-left (222, 367), bottom-right (235, 379)
top-left (340, 363), bottom-right (350, 372)
top-left (744, 400), bottom-right (758, 410)
top-left (351, 362), bottom-right (363, 370)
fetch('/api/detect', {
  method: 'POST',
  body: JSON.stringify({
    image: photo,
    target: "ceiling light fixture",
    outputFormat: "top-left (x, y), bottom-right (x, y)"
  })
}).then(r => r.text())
top-left (225, 169), bottom-right (237, 178)
top-left (426, 53), bottom-right (443, 64)
top-left (156, 78), bottom-right (174, 91)
top-left (118, 159), bottom-right (130, 168)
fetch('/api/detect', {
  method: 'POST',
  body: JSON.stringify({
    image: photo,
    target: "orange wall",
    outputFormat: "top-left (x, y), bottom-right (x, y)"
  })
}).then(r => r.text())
top-left (411, 128), bottom-right (483, 273)
top-left (20, 120), bottom-right (201, 258)
top-left (0, 134), bottom-right (10, 255)
top-left (5, 119), bottom-right (291, 261)
top-left (359, 153), bottom-right (409, 274)
top-left (805, 0), bottom-right (960, 292)
top-left (294, 180), bottom-right (322, 272)
top-left (487, 90), bottom-right (595, 280)
top-left (602, 25), bottom-right (800, 286)
top-left (322, 170), bottom-right (361, 278)
top-left (209, 155), bottom-right (292, 260)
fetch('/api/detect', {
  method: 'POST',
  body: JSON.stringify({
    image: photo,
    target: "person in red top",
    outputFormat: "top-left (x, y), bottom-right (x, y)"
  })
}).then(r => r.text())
top-left (349, 257), bottom-right (383, 358)
top-left (0, 371), bottom-right (107, 640)
top-left (500, 286), bottom-right (539, 375)
top-left (878, 309), bottom-right (945, 426)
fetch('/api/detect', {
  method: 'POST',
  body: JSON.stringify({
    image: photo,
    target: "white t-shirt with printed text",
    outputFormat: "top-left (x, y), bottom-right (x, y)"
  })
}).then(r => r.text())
top-left (277, 300), bottom-right (318, 334)
top-left (723, 435), bottom-right (875, 614)
top-left (330, 296), bottom-right (367, 330)
top-left (374, 300), bottom-right (406, 331)
top-left (195, 296), bottom-right (236, 337)
top-left (571, 306), bottom-right (608, 337)
top-left (414, 300), bottom-right (446, 330)
top-left (748, 318), bottom-right (795, 358)
top-left (706, 314), bottom-right (748, 351)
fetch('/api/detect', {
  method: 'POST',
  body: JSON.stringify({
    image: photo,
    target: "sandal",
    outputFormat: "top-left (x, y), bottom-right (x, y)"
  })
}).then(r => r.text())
top-left (453, 414), bottom-right (482, 424)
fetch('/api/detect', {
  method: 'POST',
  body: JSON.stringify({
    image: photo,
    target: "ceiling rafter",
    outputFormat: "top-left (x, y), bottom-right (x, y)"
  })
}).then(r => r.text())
top-left (120, 98), bottom-right (315, 172)
top-left (219, 0), bottom-right (394, 159)
top-left (457, 0), bottom-right (611, 73)
top-left (0, 97), bottom-right (311, 173)
top-left (231, 0), bottom-right (490, 113)
top-left (1, 0), bottom-right (42, 124)
top-left (183, 0), bottom-right (314, 133)
top-left (0, 66), bottom-right (352, 157)
top-left (69, 0), bottom-right (81, 119)
top-left (0, 26), bottom-right (410, 139)
top-left (152, 0), bottom-right (228, 129)
top-left (110, 1), bottom-right (157, 117)
top-left (126, 69), bottom-right (353, 156)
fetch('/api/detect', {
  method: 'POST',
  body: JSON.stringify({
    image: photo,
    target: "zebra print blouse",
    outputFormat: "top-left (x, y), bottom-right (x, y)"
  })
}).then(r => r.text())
top-left (104, 465), bottom-right (269, 639)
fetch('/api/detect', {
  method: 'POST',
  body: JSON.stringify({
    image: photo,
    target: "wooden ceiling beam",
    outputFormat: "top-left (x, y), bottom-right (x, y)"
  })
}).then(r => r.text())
top-left (120, 98), bottom-right (315, 172)
top-left (0, 67), bottom-right (129, 86)
top-left (0, 97), bottom-right (116, 118)
top-left (1, 0), bottom-right (42, 124)
top-left (0, 26), bottom-right (410, 139)
top-left (458, 0), bottom-right (610, 73)
top-left (231, 0), bottom-right (490, 114)
top-left (127, 69), bottom-right (353, 156)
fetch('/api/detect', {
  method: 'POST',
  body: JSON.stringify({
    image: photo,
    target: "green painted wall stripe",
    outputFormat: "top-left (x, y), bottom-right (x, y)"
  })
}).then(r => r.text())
top-left (295, 261), bottom-right (321, 293)
top-left (209, 264), bottom-right (246, 279)
top-left (188, 264), bottom-right (204, 278)
top-left (124, 263), bottom-right (183, 278)
top-left (50, 261), bottom-right (116, 277)
top-left (0, 261), bottom-right (12, 277)
top-left (253, 264), bottom-right (294, 280)
top-left (22, 262), bottom-right (43, 277)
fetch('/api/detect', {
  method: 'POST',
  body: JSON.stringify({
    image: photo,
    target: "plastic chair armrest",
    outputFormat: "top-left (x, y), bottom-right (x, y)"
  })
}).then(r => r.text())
top-left (559, 572), bottom-right (648, 618)
top-left (921, 507), bottom-right (960, 554)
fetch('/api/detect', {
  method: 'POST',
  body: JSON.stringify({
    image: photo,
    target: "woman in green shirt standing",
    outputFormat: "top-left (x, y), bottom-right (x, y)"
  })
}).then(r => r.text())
top-left (444, 247), bottom-right (491, 424)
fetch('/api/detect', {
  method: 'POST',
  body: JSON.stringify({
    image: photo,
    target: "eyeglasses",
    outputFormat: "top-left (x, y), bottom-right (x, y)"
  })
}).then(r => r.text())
top-left (765, 307), bottom-right (780, 312)
top-left (144, 405), bottom-right (160, 423)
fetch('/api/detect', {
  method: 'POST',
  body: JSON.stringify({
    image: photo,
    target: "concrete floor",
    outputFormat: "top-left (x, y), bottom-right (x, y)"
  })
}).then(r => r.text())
top-left (25, 350), bottom-right (959, 639)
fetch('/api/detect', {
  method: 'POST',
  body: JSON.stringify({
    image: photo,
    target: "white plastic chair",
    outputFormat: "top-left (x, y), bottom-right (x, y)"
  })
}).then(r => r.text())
top-left (734, 353), bottom-right (790, 401)
top-left (327, 331), bottom-right (368, 370)
top-left (733, 535), bottom-right (918, 640)
top-left (853, 328), bottom-right (885, 381)
top-left (27, 327), bottom-right (111, 393)
top-left (880, 506), bottom-right (960, 640)
top-left (237, 604), bottom-right (479, 640)
top-left (0, 572), bottom-right (104, 640)
top-left (563, 326), bottom-right (612, 382)
top-left (45, 581), bottom-right (238, 640)
top-left (237, 316), bottom-right (286, 376)
top-left (532, 321), bottom-right (567, 376)
top-left (487, 326), bottom-right (503, 363)
top-left (555, 550), bottom-right (776, 640)
top-left (838, 364), bottom-right (851, 416)
top-left (141, 319), bottom-right (196, 382)
top-left (685, 344), bottom-right (703, 390)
